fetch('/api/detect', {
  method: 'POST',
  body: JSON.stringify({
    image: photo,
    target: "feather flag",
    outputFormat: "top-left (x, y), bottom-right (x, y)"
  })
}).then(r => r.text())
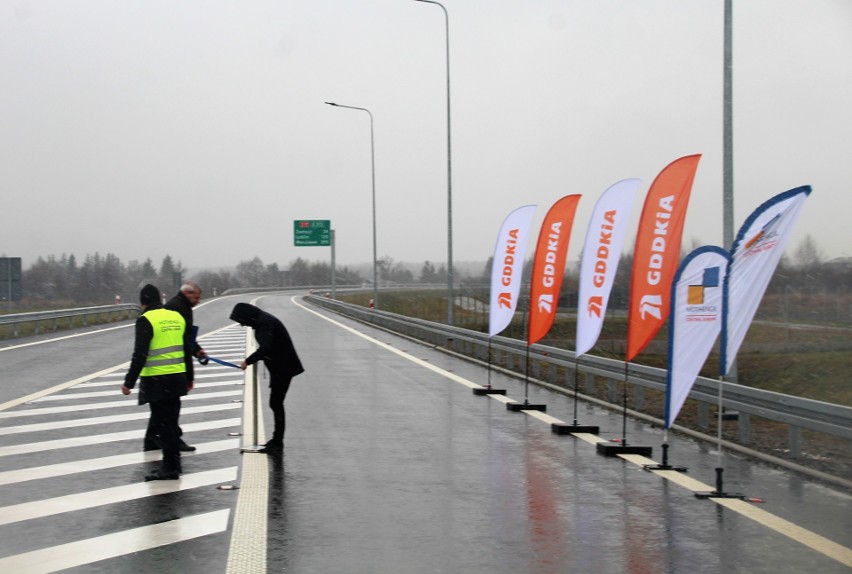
top-left (575, 179), bottom-right (641, 357)
top-left (626, 154), bottom-right (702, 362)
top-left (722, 186), bottom-right (811, 375)
top-left (665, 246), bottom-right (730, 428)
top-left (489, 205), bottom-right (537, 337)
top-left (527, 195), bottom-right (582, 346)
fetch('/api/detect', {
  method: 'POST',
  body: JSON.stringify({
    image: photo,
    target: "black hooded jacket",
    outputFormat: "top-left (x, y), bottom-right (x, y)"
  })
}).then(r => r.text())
top-left (165, 290), bottom-right (202, 373)
top-left (230, 303), bottom-right (304, 379)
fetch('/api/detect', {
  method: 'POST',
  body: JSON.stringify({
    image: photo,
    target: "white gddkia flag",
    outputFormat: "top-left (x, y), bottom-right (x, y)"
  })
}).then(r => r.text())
top-left (489, 205), bottom-right (537, 337)
top-left (575, 179), bottom-right (641, 357)
top-left (722, 186), bottom-right (812, 375)
top-left (665, 246), bottom-right (730, 429)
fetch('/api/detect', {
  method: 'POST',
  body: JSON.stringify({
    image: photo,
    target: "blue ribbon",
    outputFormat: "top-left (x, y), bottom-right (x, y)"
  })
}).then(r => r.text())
top-left (200, 356), bottom-right (241, 369)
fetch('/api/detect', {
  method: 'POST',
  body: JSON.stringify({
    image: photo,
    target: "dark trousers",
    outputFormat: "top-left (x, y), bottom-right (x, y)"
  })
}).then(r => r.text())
top-left (149, 397), bottom-right (181, 470)
top-left (268, 375), bottom-right (292, 443)
top-left (145, 400), bottom-right (183, 444)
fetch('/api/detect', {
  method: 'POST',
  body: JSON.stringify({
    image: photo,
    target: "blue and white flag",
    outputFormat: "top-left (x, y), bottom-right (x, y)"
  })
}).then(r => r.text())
top-left (722, 186), bottom-right (811, 375)
top-left (665, 246), bottom-right (730, 429)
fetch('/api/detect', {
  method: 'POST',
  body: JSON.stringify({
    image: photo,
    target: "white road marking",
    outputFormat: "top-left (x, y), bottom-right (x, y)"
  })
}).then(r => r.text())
top-left (0, 403), bottom-right (241, 436)
top-left (0, 509), bottom-right (231, 574)
top-left (0, 439), bottom-right (240, 486)
top-left (0, 418), bottom-right (241, 457)
top-left (0, 467), bottom-right (238, 527)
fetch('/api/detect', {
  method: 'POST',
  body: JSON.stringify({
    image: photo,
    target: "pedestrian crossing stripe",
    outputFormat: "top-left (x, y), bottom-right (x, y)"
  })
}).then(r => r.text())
top-left (0, 509), bottom-right (231, 574)
top-left (0, 467), bottom-right (238, 527)
top-left (0, 438), bottom-right (240, 486)
top-left (0, 418), bottom-right (241, 457)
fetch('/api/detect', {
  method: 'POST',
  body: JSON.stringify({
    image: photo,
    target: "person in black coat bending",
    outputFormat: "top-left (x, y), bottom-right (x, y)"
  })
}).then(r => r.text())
top-left (230, 303), bottom-right (304, 454)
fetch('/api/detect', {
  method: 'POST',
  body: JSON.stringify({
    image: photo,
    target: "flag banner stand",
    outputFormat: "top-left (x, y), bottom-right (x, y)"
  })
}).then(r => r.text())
top-left (605, 156), bottom-right (702, 458)
top-left (567, 178), bottom-right (640, 436)
top-left (694, 376), bottom-right (745, 498)
top-left (644, 430), bottom-right (687, 472)
top-left (507, 342), bottom-right (546, 412)
top-left (697, 186), bottom-right (810, 500)
top-left (512, 193), bottom-right (582, 412)
top-left (484, 204), bottom-right (537, 397)
top-left (473, 339), bottom-right (507, 395)
top-left (648, 245), bottom-right (731, 472)
top-left (597, 362), bottom-right (652, 456)
top-left (551, 361), bottom-right (599, 434)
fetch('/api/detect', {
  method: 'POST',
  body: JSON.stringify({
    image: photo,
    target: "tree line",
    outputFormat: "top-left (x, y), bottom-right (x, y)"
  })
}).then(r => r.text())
top-left (10, 235), bottom-right (849, 313)
top-left (15, 252), bottom-right (457, 307)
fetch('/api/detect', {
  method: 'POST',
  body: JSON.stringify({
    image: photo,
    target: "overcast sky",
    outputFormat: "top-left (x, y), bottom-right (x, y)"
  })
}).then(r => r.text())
top-left (2, 0), bottom-right (850, 273)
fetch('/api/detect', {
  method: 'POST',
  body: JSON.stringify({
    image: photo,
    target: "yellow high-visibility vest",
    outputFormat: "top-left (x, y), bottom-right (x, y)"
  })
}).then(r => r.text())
top-left (140, 308), bottom-right (187, 377)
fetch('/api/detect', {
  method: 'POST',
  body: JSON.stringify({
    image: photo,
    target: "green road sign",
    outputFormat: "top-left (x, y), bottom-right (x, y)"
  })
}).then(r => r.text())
top-left (0, 257), bottom-right (22, 302)
top-left (294, 220), bottom-right (331, 246)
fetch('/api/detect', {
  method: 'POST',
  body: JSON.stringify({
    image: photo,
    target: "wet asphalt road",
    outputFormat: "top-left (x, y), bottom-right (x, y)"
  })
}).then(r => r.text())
top-left (0, 293), bottom-right (850, 573)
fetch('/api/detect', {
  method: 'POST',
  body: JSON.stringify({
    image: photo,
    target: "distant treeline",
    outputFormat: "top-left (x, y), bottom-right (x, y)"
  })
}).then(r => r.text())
top-left (15, 253), bottom-right (463, 306)
top-left (11, 235), bottom-right (851, 311)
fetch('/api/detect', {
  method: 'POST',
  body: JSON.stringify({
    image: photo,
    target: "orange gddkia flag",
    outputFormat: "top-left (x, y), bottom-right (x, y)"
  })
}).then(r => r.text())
top-left (626, 154), bottom-right (701, 361)
top-left (528, 194), bottom-right (582, 346)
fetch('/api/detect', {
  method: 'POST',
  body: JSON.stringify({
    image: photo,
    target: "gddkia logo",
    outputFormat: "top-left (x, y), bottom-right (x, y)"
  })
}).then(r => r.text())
top-left (639, 294), bottom-right (662, 320)
top-left (537, 293), bottom-right (553, 314)
top-left (587, 295), bottom-right (603, 318)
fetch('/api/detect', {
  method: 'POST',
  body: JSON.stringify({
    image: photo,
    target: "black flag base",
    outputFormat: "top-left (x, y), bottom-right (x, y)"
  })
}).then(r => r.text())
top-left (507, 401), bottom-right (547, 412)
top-left (551, 422), bottom-right (600, 435)
top-left (643, 443), bottom-right (687, 472)
top-left (695, 467), bottom-right (746, 499)
top-left (473, 386), bottom-right (507, 396)
top-left (596, 440), bottom-right (652, 457)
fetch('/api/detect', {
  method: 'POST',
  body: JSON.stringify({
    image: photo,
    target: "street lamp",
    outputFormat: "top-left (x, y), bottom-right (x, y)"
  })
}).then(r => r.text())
top-left (413, 0), bottom-right (454, 325)
top-left (325, 101), bottom-right (379, 310)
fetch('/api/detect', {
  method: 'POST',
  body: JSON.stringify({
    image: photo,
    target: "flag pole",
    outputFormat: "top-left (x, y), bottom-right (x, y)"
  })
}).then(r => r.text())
top-left (473, 337), bottom-right (507, 395)
top-left (508, 283), bottom-right (546, 412)
top-left (551, 357), bottom-right (600, 434)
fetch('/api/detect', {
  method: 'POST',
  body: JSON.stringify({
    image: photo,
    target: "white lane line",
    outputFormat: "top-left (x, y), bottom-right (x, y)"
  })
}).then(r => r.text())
top-left (0, 467), bottom-right (238, 527)
top-left (0, 439), bottom-right (240, 486)
top-left (74, 373), bottom-right (243, 388)
top-left (0, 324), bottom-right (134, 352)
top-left (0, 418), bottom-right (241, 457)
top-left (0, 364), bottom-right (129, 413)
top-left (0, 391), bottom-right (244, 419)
top-left (35, 380), bottom-right (243, 398)
top-left (0, 403), bottom-right (241, 436)
top-left (0, 509), bottom-right (231, 574)
top-left (714, 498), bottom-right (852, 568)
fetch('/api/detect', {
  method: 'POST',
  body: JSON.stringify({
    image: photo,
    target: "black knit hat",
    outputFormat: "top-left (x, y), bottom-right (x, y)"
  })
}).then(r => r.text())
top-left (140, 284), bottom-right (160, 306)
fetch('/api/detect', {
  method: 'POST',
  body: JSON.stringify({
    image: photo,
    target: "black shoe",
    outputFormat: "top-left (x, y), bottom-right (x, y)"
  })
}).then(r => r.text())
top-left (178, 440), bottom-right (196, 452)
top-left (258, 441), bottom-right (283, 454)
top-left (143, 438), bottom-right (162, 452)
top-left (144, 468), bottom-right (180, 481)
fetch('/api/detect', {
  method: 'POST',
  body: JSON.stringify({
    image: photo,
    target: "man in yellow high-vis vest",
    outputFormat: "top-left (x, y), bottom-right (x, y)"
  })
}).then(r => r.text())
top-left (121, 284), bottom-right (193, 481)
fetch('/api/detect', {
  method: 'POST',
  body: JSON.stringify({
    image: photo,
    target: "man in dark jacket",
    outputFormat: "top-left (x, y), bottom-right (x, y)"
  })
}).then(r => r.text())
top-left (158, 279), bottom-right (207, 452)
top-left (122, 284), bottom-right (193, 481)
top-left (230, 302), bottom-right (304, 454)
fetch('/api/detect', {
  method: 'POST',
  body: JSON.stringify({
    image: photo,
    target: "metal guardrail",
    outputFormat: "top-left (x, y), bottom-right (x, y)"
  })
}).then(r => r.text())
top-left (0, 304), bottom-right (140, 337)
top-left (304, 295), bottom-right (852, 460)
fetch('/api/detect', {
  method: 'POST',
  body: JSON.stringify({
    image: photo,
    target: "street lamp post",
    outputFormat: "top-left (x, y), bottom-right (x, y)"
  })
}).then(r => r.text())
top-left (325, 102), bottom-right (379, 310)
top-left (413, 0), bottom-right (454, 325)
